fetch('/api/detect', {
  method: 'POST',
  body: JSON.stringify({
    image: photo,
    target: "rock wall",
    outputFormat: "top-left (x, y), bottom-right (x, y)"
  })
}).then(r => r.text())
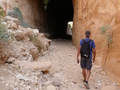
top-left (73, 0), bottom-right (120, 83)
top-left (0, 0), bottom-right (47, 32)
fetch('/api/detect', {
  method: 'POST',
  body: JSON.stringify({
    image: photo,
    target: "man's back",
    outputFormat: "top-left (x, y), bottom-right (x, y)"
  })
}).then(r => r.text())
top-left (80, 38), bottom-right (95, 59)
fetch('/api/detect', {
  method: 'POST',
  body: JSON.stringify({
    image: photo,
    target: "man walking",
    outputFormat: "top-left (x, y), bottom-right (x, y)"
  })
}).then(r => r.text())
top-left (76, 30), bottom-right (96, 89)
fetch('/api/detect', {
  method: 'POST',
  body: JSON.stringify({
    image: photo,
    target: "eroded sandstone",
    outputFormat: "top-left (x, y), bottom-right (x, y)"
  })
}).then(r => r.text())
top-left (73, 0), bottom-right (120, 84)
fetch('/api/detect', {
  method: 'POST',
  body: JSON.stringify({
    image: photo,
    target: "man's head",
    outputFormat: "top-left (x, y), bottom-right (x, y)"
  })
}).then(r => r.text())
top-left (85, 30), bottom-right (90, 37)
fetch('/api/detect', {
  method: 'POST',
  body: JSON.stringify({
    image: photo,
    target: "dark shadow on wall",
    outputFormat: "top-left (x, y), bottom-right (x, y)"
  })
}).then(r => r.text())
top-left (29, 0), bottom-right (73, 39)
top-left (28, 0), bottom-right (48, 32)
top-left (46, 0), bottom-right (73, 39)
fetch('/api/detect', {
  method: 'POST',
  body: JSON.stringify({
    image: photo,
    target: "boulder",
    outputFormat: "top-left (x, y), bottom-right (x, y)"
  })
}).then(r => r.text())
top-left (15, 31), bottom-right (25, 41)
top-left (39, 33), bottom-right (45, 38)
top-left (101, 85), bottom-right (117, 90)
top-left (13, 61), bottom-right (51, 71)
top-left (2, 22), bottom-right (7, 25)
top-left (10, 23), bottom-right (18, 30)
top-left (44, 42), bottom-right (50, 50)
top-left (38, 35), bottom-right (52, 51)
top-left (25, 28), bottom-right (34, 38)
top-left (33, 29), bottom-right (39, 37)
top-left (5, 16), bottom-right (19, 27)
top-left (30, 49), bottom-right (39, 60)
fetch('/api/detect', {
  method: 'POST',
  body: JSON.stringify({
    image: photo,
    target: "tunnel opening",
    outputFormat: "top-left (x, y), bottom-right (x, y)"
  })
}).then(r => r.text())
top-left (66, 21), bottom-right (73, 35)
top-left (66, 21), bottom-right (73, 40)
top-left (45, 0), bottom-right (74, 39)
top-left (28, 0), bottom-right (73, 39)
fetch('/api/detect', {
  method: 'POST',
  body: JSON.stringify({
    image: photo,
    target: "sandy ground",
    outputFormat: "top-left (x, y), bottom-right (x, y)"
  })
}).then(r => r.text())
top-left (38, 39), bottom-right (120, 90)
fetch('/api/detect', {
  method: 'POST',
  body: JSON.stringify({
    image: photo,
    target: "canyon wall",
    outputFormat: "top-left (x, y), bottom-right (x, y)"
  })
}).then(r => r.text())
top-left (0, 0), bottom-right (47, 31)
top-left (73, 0), bottom-right (120, 83)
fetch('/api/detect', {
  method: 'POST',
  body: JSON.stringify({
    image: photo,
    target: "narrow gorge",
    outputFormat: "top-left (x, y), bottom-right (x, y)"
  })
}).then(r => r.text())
top-left (0, 0), bottom-right (120, 87)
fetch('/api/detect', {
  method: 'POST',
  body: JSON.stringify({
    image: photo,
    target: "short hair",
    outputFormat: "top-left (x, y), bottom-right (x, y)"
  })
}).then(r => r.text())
top-left (85, 30), bottom-right (90, 37)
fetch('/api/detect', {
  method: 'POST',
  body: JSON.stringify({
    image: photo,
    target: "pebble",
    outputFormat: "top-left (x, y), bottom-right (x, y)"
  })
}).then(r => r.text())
top-left (23, 84), bottom-right (26, 87)
top-left (94, 65), bottom-right (101, 69)
top-left (47, 85), bottom-right (56, 90)
top-left (79, 83), bottom-right (84, 88)
top-left (5, 83), bottom-right (9, 86)
top-left (0, 77), bottom-right (4, 80)
top-left (32, 80), bottom-right (38, 86)
top-left (20, 81), bottom-right (24, 86)
top-left (13, 88), bottom-right (19, 90)
top-left (52, 81), bottom-right (61, 87)
top-left (34, 76), bottom-right (39, 80)
top-left (26, 86), bottom-right (31, 90)
top-left (45, 81), bottom-right (52, 86)
top-left (2, 81), bottom-right (5, 83)
top-left (15, 82), bottom-right (17, 86)
top-left (16, 73), bottom-right (29, 81)
top-left (94, 84), bottom-right (100, 89)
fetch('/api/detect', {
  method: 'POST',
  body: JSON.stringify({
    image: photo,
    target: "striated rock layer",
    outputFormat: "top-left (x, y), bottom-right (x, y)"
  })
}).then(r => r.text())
top-left (73, 0), bottom-right (120, 83)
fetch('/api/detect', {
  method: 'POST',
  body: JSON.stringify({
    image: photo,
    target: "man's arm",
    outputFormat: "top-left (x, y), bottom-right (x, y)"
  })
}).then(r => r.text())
top-left (92, 48), bottom-right (96, 63)
top-left (76, 46), bottom-right (81, 61)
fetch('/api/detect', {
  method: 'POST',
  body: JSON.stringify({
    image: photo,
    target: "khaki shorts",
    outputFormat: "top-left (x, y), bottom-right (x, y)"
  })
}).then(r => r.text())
top-left (80, 57), bottom-right (92, 70)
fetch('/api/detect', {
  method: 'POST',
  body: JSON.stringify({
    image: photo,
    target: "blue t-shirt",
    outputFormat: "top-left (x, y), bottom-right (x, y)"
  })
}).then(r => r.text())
top-left (80, 38), bottom-right (95, 59)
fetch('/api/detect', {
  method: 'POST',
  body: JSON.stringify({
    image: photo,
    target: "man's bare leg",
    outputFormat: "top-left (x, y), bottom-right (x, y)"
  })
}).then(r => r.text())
top-left (82, 68), bottom-right (86, 81)
top-left (84, 70), bottom-right (91, 89)
top-left (86, 70), bottom-right (91, 82)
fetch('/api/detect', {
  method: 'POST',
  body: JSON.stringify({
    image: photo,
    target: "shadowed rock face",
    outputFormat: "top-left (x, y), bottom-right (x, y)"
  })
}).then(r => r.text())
top-left (29, 0), bottom-right (47, 32)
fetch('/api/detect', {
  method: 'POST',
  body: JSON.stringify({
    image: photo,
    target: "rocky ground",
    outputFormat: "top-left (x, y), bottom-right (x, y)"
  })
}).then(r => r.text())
top-left (0, 15), bottom-right (119, 90)
top-left (0, 39), bottom-right (120, 90)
